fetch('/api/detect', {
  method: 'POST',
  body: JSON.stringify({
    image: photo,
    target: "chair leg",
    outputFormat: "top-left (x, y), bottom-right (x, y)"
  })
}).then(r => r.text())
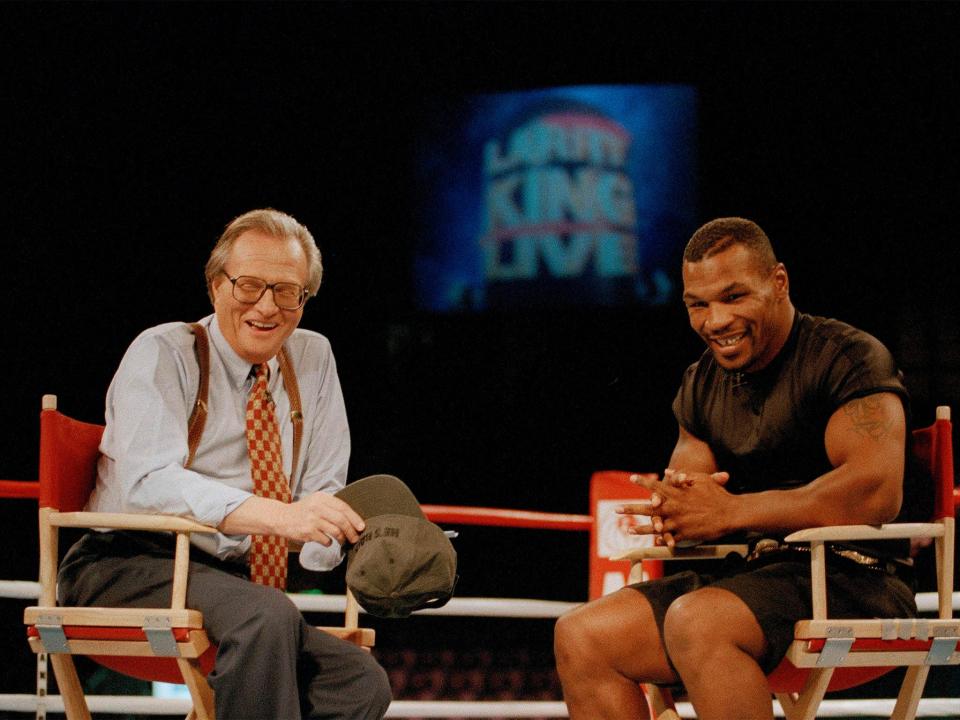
top-left (36, 651), bottom-right (50, 720)
top-left (775, 667), bottom-right (833, 720)
top-left (642, 684), bottom-right (681, 720)
top-left (49, 655), bottom-right (90, 720)
top-left (177, 658), bottom-right (215, 720)
top-left (891, 666), bottom-right (930, 720)
top-left (775, 692), bottom-right (800, 720)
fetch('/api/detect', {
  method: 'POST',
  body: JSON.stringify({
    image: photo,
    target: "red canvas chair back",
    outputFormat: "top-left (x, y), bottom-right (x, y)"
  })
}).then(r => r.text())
top-left (38, 397), bottom-right (104, 512)
top-left (913, 408), bottom-right (955, 522)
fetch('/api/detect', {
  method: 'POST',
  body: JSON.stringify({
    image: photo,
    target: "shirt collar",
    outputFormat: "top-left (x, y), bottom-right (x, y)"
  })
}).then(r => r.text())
top-left (205, 314), bottom-right (280, 392)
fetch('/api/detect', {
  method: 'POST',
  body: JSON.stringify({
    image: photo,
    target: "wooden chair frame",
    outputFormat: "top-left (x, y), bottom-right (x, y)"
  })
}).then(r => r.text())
top-left (23, 394), bottom-right (373, 720)
top-left (614, 406), bottom-right (958, 720)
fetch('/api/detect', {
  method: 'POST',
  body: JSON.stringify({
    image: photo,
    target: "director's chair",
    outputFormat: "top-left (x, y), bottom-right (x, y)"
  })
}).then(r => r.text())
top-left (23, 394), bottom-right (372, 720)
top-left (614, 406), bottom-right (958, 720)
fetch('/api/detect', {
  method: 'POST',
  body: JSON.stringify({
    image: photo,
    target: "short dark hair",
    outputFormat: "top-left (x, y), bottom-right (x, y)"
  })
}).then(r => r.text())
top-left (683, 217), bottom-right (778, 272)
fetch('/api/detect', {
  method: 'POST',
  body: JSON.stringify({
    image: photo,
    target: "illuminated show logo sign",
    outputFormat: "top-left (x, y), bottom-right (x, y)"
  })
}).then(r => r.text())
top-left (414, 85), bottom-right (697, 312)
top-left (482, 112), bottom-right (638, 283)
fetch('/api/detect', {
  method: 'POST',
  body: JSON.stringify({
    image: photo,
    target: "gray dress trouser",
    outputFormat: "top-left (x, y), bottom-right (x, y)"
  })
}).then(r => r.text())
top-left (58, 531), bottom-right (392, 720)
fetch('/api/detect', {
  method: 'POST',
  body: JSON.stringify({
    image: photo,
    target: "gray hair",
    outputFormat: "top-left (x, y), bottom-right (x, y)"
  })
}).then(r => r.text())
top-left (205, 208), bottom-right (323, 304)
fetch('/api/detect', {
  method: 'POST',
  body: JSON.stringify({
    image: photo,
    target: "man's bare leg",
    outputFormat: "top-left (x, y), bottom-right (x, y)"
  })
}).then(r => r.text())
top-left (664, 587), bottom-right (773, 720)
top-left (555, 588), bottom-right (678, 720)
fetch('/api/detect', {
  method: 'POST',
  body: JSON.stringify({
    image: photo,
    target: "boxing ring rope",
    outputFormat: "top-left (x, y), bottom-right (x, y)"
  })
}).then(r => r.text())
top-left (0, 480), bottom-right (40, 499)
top-left (0, 693), bottom-right (956, 719)
top-left (3, 581), bottom-right (957, 617)
top-left (1, 489), bottom-right (958, 717)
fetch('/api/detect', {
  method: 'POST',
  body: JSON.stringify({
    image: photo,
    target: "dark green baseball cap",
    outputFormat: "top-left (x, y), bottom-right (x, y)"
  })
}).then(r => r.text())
top-left (335, 475), bottom-right (457, 618)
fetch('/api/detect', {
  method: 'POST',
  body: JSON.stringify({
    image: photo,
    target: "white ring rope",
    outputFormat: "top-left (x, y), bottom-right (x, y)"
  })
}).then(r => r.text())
top-left (2, 579), bottom-right (959, 614)
top-left (1, 694), bottom-right (959, 717)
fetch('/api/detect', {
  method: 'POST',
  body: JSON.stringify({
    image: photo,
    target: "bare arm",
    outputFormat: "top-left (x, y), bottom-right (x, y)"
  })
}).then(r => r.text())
top-left (625, 392), bottom-right (906, 543)
top-left (729, 391), bottom-right (905, 532)
top-left (667, 425), bottom-right (720, 474)
top-left (629, 425), bottom-right (723, 545)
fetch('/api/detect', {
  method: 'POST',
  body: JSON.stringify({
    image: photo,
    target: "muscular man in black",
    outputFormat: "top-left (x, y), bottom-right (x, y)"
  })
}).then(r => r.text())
top-left (555, 217), bottom-right (916, 720)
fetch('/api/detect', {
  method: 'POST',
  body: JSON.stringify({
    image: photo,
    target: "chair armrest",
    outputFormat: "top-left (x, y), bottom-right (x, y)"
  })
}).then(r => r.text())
top-left (613, 544), bottom-right (749, 562)
top-left (317, 626), bottom-right (376, 648)
top-left (785, 522), bottom-right (946, 544)
top-left (786, 521), bottom-right (951, 621)
top-left (49, 511), bottom-right (218, 534)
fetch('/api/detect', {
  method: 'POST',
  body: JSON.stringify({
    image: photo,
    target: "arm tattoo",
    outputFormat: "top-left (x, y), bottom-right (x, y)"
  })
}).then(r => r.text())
top-left (843, 396), bottom-right (892, 441)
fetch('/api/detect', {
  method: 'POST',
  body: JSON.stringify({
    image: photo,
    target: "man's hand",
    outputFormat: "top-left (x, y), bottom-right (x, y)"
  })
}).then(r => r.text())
top-left (616, 471), bottom-right (731, 547)
top-left (220, 492), bottom-right (366, 546)
top-left (662, 468), bottom-right (729, 488)
top-left (279, 492), bottom-right (366, 546)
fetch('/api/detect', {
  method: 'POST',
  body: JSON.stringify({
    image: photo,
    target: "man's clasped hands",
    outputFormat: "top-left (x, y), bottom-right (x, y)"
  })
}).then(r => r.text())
top-left (617, 469), bottom-right (734, 547)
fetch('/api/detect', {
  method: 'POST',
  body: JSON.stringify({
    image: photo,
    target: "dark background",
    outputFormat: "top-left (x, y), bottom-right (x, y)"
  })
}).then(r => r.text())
top-left (2, 0), bottom-right (959, 706)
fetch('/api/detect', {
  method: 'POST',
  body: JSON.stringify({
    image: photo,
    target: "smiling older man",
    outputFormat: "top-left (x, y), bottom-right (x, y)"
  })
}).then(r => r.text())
top-left (554, 217), bottom-right (919, 720)
top-left (58, 209), bottom-right (391, 719)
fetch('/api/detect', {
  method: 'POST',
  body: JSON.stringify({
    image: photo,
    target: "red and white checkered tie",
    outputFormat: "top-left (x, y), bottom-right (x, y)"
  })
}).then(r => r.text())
top-left (246, 363), bottom-right (291, 590)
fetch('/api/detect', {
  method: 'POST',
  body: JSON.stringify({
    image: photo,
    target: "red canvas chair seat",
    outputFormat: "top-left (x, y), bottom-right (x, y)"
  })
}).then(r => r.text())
top-left (26, 625), bottom-right (218, 684)
top-left (767, 630), bottom-right (960, 693)
top-left (769, 635), bottom-right (958, 694)
top-left (767, 662), bottom-right (892, 694)
top-left (86, 653), bottom-right (218, 687)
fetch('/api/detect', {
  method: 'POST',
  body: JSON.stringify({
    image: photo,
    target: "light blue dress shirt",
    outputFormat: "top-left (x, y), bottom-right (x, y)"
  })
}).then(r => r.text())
top-left (88, 314), bottom-right (350, 568)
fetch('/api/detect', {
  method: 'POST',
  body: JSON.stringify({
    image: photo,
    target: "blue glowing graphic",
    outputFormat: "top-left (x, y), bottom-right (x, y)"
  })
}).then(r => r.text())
top-left (414, 85), bottom-right (697, 312)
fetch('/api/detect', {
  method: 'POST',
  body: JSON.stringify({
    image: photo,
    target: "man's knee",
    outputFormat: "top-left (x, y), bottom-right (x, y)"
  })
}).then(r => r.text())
top-left (555, 607), bottom-right (606, 697)
top-left (359, 654), bottom-right (392, 718)
top-left (305, 642), bottom-right (392, 719)
top-left (663, 589), bottom-right (764, 670)
top-left (212, 588), bottom-right (304, 664)
top-left (554, 607), bottom-right (596, 670)
top-left (554, 594), bottom-right (642, 672)
top-left (556, 590), bottom-right (678, 692)
top-left (239, 590), bottom-right (303, 640)
top-left (662, 594), bottom-right (711, 665)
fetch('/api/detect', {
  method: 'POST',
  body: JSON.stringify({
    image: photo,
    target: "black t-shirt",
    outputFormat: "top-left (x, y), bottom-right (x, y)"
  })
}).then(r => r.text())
top-left (672, 312), bottom-right (917, 554)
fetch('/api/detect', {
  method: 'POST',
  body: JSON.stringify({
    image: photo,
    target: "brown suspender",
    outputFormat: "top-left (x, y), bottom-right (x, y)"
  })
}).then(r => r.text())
top-left (275, 346), bottom-right (304, 474)
top-left (186, 323), bottom-right (210, 469)
top-left (188, 322), bottom-right (304, 475)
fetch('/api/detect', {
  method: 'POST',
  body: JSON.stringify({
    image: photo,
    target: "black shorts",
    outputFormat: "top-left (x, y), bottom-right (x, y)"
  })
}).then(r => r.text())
top-left (628, 553), bottom-right (917, 674)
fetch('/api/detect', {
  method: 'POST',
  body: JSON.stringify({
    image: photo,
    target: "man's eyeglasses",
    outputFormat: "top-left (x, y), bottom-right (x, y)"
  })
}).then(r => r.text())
top-left (221, 270), bottom-right (309, 310)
